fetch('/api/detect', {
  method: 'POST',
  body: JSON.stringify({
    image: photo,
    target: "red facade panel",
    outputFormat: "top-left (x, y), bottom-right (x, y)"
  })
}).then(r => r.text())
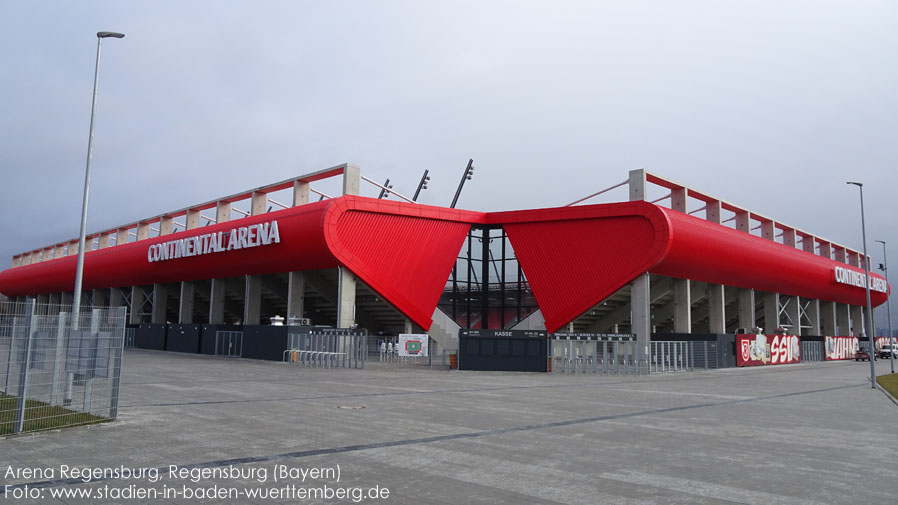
top-left (652, 208), bottom-right (889, 307)
top-left (499, 202), bottom-right (672, 333)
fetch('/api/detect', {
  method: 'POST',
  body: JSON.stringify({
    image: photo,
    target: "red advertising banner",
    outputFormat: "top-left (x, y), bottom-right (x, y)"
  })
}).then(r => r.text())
top-left (824, 336), bottom-right (857, 360)
top-left (737, 334), bottom-right (801, 367)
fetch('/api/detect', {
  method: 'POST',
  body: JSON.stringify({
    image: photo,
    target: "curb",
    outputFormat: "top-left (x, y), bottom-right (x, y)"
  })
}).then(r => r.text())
top-left (875, 382), bottom-right (898, 408)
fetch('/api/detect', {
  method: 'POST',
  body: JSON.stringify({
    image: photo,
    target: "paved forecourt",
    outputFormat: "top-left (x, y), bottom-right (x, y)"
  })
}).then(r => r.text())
top-left (2, 349), bottom-right (897, 504)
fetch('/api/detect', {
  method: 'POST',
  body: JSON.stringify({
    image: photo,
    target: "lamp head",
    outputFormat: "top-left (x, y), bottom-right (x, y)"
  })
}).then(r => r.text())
top-left (846, 181), bottom-right (863, 187)
top-left (97, 32), bottom-right (125, 39)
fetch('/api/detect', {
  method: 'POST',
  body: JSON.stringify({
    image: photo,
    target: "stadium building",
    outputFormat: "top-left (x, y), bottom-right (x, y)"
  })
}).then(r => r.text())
top-left (0, 165), bottom-right (889, 365)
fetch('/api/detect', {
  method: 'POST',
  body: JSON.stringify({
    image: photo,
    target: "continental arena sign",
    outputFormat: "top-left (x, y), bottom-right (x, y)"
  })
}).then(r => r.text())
top-left (147, 221), bottom-right (281, 263)
top-left (833, 266), bottom-right (887, 294)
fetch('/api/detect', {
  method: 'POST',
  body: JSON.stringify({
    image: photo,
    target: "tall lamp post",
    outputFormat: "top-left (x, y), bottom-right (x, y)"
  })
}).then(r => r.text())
top-left (71, 31), bottom-right (124, 329)
top-left (847, 181), bottom-right (876, 388)
top-left (876, 240), bottom-right (894, 374)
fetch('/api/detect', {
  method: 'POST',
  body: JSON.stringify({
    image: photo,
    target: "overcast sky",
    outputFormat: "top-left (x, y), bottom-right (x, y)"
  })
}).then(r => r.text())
top-left (1, 1), bottom-right (896, 325)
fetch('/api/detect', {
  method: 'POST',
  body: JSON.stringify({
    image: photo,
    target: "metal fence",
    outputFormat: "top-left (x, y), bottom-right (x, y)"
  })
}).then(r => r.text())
top-left (0, 300), bottom-right (126, 436)
top-left (372, 337), bottom-right (453, 370)
top-left (551, 335), bottom-right (642, 375)
top-left (284, 328), bottom-right (368, 369)
top-left (801, 340), bottom-right (824, 362)
top-left (215, 331), bottom-right (243, 358)
top-left (123, 327), bottom-right (136, 349)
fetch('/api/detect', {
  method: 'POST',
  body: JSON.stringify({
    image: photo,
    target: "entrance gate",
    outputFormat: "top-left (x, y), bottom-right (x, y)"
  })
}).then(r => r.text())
top-left (551, 333), bottom-right (640, 375)
top-left (214, 331), bottom-right (243, 358)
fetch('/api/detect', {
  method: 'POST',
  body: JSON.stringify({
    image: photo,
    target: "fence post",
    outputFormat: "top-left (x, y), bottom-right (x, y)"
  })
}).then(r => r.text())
top-left (109, 307), bottom-right (127, 420)
top-left (50, 311), bottom-right (69, 405)
top-left (14, 299), bottom-right (36, 434)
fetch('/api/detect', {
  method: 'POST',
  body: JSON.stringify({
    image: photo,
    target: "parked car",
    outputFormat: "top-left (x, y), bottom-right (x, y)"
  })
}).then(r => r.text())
top-left (877, 344), bottom-right (897, 359)
top-left (855, 349), bottom-right (875, 361)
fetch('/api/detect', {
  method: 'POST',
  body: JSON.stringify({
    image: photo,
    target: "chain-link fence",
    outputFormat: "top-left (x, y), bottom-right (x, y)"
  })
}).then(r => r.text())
top-left (0, 300), bottom-right (126, 435)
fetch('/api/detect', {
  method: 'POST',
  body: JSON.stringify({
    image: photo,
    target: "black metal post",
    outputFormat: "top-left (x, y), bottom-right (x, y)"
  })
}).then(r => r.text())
top-left (501, 230), bottom-right (506, 329)
top-left (450, 159), bottom-right (474, 209)
top-left (413, 169), bottom-right (429, 202)
top-left (481, 228), bottom-right (490, 329)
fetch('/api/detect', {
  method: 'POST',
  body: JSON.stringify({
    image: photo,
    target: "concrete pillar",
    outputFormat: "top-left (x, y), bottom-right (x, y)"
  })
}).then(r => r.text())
top-left (152, 284), bottom-right (168, 324)
top-left (802, 235), bottom-right (815, 254)
top-left (819, 241), bottom-right (832, 260)
top-left (209, 279), bottom-right (226, 324)
top-left (343, 164), bottom-right (361, 196)
top-left (293, 180), bottom-right (310, 206)
top-left (834, 246), bottom-right (846, 263)
top-left (781, 228), bottom-right (796, 248)
top-left (821, 301), bottom-right (837, 335)
top-left (91, 289), bottom-right (108, 309)
top-left (244, 275), bottom-right (262, 325)
top-left (53, 244), bottom-right (65, 259)
top-left (179, 282), bottom-right (195, 324)
top-left (129, 286), bottom-right (142, 324)
top-left (185, 209), bottom-right (200, 230)
top-left (836, 303), bottom-right (851, 335)
top-left (207, 201), bottom-right (232, 324)
top-left (287, 271), bottom-right (305, 321)
top-left (136, 223), bottom-right (150, 241)
top-left (708, 283), bottom-right (726, 334)
top-left (68, 240), bottom-right (79, 256)
top-left (738, 288), bottom-right (756, 330)
top-left (850, 305), bottom-right (864, 336)
top-left (116, 228), bottom-right (129, 246)
top-left (805, 298), bottom-right (821, 336)
top-left (336, 267), bottom-right (357, 328)
top-left (251, 191), bottom-right (267, 215)
top-left (109, 288), bottom-right (123, 309)
top-left (763, 292), bottom-right (779, 332)
top-left (674, 279), bottom-right (692, 333)
top-left (216, 201), bottom-right (231, 223)
top-left (404, 319), bottom-right (413, 334)
top-left (49, 292), bottom-right (61, 306)
top-left (61, 292), bottom-right (73, 306)
top-left (98, 234), bottom-right (111, 249)
top-left (628, 169), bottom-right (650, 359)
top-left (631, 272), bottom-right (651, 360)
top-left (785, 295), bottom-right (800, 335)
top-left (159, 217), bottom-right (173, 236)
top-left (847, 251), bottom-right (860, 267)
top-left (670, 187), bottom-right (686, 212)
top-left (761, 220), bottom-right (775, 241)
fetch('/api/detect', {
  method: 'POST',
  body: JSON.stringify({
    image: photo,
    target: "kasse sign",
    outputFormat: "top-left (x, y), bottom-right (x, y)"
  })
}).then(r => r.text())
top-left (147, 220), bottom-right (280, 263)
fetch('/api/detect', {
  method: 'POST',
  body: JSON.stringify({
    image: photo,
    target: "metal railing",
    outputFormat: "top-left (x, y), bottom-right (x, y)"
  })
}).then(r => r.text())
top-left (0, 300), bottom-right (126, 435)
top-left (284, 328), bottom-right (367, 369)
top-left (648, 341), bottom-right (694, 373)
top-left (801, 340), bottom-right (824, 362)
top-left (372, 338), bottom-right (451, 369)
top-left (551, 335), bottom-right (643, 375)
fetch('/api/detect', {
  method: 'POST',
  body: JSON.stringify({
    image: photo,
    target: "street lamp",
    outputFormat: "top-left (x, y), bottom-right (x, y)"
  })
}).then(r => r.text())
top-left (71, 31), bottom-right (125, 330)
top-left (876, 240), bottom-right (894, 374)
top-left (847, 181), bottom-right (876, 388)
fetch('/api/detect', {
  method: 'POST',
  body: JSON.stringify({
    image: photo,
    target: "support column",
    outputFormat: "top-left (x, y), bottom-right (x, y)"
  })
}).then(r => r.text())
top-left (287, 271), bottom-right (305, 322)
top-left (628, 169), bottom-right (650, 360)
top-left (763, 292), bottom-right (779, 332)
top-left (404, 319), bottom-right (413, 334)
top-left (115, 228), bottom-right (129, 246)
top-left (129, 286), bottom-right (142, 324)
top-left (708, 284), bottom-right (726, 334)
top-left (674, 279), bottom-right (692, 333)
top-left (61, 292), bottom-right (73, 306)
top-left (48, 293), bottom-right (61, 306)
top-left (836, 303), bottom-right (851, 335)
top-left (208, 201), bottom-right (231, 324)
top-left (336, 267), bottom-right (357, 329)
top-left (243, 275), bottom-right (262, 325)
top-left (343, 164), bottom-right (361, 196)
top-left (179, 208), bottom-right (200, 324)
top-left (152, 284), bottom-right (168, 324)
top-left (820, 301), bottom-right (837, 335)
top-left (91, 289), bottom-right (108, 310)
top-left (293, 180), bottom-right (310, 205)
top-left (179, 282), bottom-right (195, 324)
top-left (805, 298), bottom-right (821, 336)
top-left (631, 272), bottom-right (651, 361)
top-left (738, 289), bottom-right (756, 330)
top-left (209, 279), bottom-right (226, 324)
top-left (109, 288), bottom-right (123, 309)
top-left (850, 305), bottom-right (864, 336)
